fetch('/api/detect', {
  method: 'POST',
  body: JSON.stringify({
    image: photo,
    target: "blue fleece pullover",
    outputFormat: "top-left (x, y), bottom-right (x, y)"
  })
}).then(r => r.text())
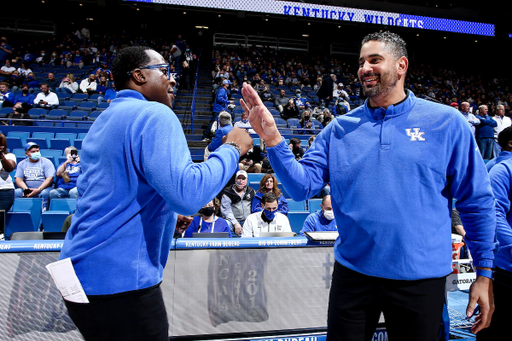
top-left (488, 159), bottom-right (512, 272)
top-left (212, 86), bottom-right (229, 113)
top-left (486, 151), bottom-right (512, 172)
top-left (267, 91), bottom-right (497, 280)
top-left (300, 210), bottom-right (337, 236)
top-left (59, 90), bottom-right (239, 295)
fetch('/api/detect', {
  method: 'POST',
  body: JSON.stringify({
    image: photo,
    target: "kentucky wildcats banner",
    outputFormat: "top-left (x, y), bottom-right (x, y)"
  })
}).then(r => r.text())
top-left (125, 0), bottom-right (494, 37)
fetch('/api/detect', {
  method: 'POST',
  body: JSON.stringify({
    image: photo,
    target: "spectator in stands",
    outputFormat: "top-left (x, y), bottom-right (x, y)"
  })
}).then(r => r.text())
top-left (289, 137), bottom-right (304, 160)
top-left (274, 89), bottom-right (289, 115)
top-left (242, 192), bottom-right (291, 237)
top-left (239, 144), bottom-right (263, 173)
top-left (79, 74), bottom-right (97, 96)
top-left (306, 135), bottom-right (316, 152)
top-left (14, 84), bottom-right (36, 108)
top-left (259, 85), bottom-right (274, 103)
top-left (25, 72), bottom-right (40, 92)
top-left (57, 73), bottom-right (79, 94)
top-left (203, 79), bottom-right (233, 141)
top-left (293, 89), bottom-right (306, 112)
top-left (252, 173), bottom-right (288, 215)
top-left (333, 82), bottom-right (350, 102)
top-left (72, 51), bottom-right (84, 69)
top-left (0, 59), bottom-right (15, 77)
top-left (181, 45), bottom-right (196, 90)
top-left (312, 99), bottom-right (328, 120)
top-left (332, 99), bottom-right (348, 117)
top-left (317, 73), bottom-right (334, 106)
top-left (49, 146), bottom-right (82, 201)
top-left (48, 51), bottom-right (60, 67)
top-left (297, 109), bottom-right (315, 134)
top-left (46, 72), bottom-right (61, 91)
top-left (33, 83), bottom-right (59, 109)
top-left (3, 102), bottom-right (31, 126)
top-left (493, 104), bottom-right (511, 157)
top-left (281, 98), bottom-right (300, 120)
top-left (483, 150), bottom-right (512, 340)
top-left (242, 31), bottom-right (496, 338)
top-left (205, 111), bottom-right (232, 160)
top-left (486, 126), bottom-right (512, 172)
top-left (184, 198), bottom-right (231, 237)
top-left (170, 43), bottom-right (181, 73)
top-left (221, 170), bottom-right (255, 236)
top-left (0, 133), bottom-right (17, 213)
top-left (299, 195), bottom-right (337, 236)
top-left (34, 50), bottom-right (49, 65)
top-left (14, 142), bottom-right (55, 210)
top-left (100, 81), bottom-right (118, 104)
top-left (0, 37), bottom-right (13, 63)
top-left (96, 76), bottom-right (110, 96)
top-left (17, 61), bottom-right (31, 78)
top-left (475, 104), bottom-right (497, 159)
top-left (460, 101), bottom-right (480, 136)
top-left (6, 70), bottom-right (23, 93)
top-left (0, 81), bottom-right (14, 109)
top-left (234, 111), bottom-right (255, 134)
top-left (321, 109), bottom-right (334, 127)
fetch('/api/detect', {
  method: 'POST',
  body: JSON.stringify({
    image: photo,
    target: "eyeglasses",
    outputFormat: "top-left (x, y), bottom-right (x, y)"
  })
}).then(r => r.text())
top-left (128, 63), bottom-right (171, 80)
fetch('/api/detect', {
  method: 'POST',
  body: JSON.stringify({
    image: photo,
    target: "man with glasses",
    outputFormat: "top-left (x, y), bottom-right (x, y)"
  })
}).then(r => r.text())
top-left (59, 46), bottom-right (253, 341)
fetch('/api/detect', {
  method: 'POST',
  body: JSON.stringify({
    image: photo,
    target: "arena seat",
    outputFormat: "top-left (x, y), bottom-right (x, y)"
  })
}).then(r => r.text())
top-left (308, 198), bottom-right (322, 213)
top-left (287, 199), bottom-right (307, 211)
top-left (55, 132), bottom-right (77, 145)
top-left (287, 211), bottom-right (309, 234)
top-left (41, 198), bottom-right (76, 232)
top-left (50, 138), bottom-right (72, 152)
top-left (32, 132), bottom-right (55, 148)
top-left (6, 137), bottom-right (24, 150)
top-left (5, 198), bottom-right (43, 239)
top-left (247, 173), bottom-right (265, 182)
top-left (26, 137), bottom-right (49, 150)
top-left (7, 131), bottom-right (30, 145)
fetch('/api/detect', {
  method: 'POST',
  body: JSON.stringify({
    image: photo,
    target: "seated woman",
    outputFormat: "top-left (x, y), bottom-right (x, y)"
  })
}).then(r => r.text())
top-left (184, 198), bottom-right (232, 237)
top-left (251, 173), bottom-right (289, 215)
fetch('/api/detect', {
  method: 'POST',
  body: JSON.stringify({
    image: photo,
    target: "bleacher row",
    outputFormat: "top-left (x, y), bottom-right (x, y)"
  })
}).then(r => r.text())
top-left (4, 130), bottom-right (86, 172)
top-left (2, 172), bottom-right (324, 239)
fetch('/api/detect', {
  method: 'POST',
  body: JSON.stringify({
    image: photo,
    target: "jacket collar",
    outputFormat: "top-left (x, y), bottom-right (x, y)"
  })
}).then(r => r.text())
top-left (365, 90), bottom-right (415, 121)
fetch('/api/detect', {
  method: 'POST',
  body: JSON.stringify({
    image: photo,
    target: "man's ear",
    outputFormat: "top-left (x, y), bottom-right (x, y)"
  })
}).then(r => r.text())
top-left (507, 140), bottom-right (512, 150)
top-left (131, 69), bottom-right (146, 84)
top-left (397, 56), bottom-right (408, 77)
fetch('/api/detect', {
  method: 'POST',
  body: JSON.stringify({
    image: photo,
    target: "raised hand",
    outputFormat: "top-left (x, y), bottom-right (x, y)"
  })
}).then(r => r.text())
top-left (241, 83), bottom-right (282, 147)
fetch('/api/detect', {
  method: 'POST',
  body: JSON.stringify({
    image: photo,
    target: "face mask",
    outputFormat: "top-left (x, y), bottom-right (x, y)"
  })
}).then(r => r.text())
top-left (296, 94), bottom-right (301, 98)
top-left (235, 179), bottom-right (247, 188)
top-left (323, 209), bottom-right (335, 221)
top-left (242, 119), bottom-right (248, 123)
top-left (263, 208), bottom-right (276, 221)
top-left (200, 206), bottom-right (215, 217)
top-left (22, 89), bottom-right (29, 94)
top-left (30, 152), bottom-right (41, 161)
top-left (304, 115), bottom-right (310, 121)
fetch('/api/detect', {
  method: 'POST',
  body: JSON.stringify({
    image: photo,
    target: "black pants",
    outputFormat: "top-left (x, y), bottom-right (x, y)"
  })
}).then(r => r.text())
top-left (477, 267), bottom-right (512, 340)
top-left (65, 283), bottom-right (168, 341)
top-left (327, 262), bottom-right (446, 341)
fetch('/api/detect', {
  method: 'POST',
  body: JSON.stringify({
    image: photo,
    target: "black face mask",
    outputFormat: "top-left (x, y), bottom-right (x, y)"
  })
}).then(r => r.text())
top-left (200, 206), bottom-right (215, 217)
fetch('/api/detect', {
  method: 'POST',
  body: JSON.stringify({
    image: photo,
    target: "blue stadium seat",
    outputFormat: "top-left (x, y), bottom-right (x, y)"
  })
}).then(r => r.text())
top-left (287, 199), bottom-right (307, 212)
top-left (7, 131), bottom-right (30, 145)
top-left (6, 137), bottom-right (24, 150)
top-left (41, 198), bottom-right (76, 232)
top-left (74, 139), bottom-right (83, 149)
top-left (32, 132), bottom-right (55, 148)
top-left (78, 133), bottom-right (87, 139)
top-left (69, 110), bottom-right (88, 118)
top-left (308, 199), bottom-right (322, 213)
top-left (50, 138), bottom-right (72, 153)
top-left (0, 107), bottom-right (13, 117)
top-left (28, 108), bottom-right (49, 117)
top-left (287, 211), bottom-right (310, 234)
top-left (247, 173), bottom-right (266, 183)
top-left (26, 137), bottom-right (49, 150)
top-left (5, 198), bottom-right (43, 239)
top-left (78, 102), bottom-right (96, 113)
top-left (12, 148), bottom-right (25, 158)
top-left (277, 183), bottom-right (290, 198)
top-left (55, 133), bottom-right (77, 145)
top-left (286, 118), bottom-right (300, 127)
top-left (48, 109), bottom-right (69, 117)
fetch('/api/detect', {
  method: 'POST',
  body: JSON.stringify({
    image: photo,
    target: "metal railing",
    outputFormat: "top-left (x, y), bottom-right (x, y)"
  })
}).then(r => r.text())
top-left (213, 33), bottom-right (308, 52)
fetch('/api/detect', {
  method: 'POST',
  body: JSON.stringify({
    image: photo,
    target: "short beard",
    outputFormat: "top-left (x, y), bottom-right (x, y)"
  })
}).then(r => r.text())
top-left (361, 70), bottom-right (398, 99)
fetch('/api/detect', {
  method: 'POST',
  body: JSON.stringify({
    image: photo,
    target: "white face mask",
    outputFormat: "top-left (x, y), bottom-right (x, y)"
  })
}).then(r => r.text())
top-left (323, 209), bottom-right (335, 221)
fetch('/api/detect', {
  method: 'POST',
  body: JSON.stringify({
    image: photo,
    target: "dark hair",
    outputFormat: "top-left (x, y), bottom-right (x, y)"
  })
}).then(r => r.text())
top-left (0, 133), bottom-right (6, 151)
top-left (289, 137), bottom-right (301, 146)
top-left (498, 126), bottom-right (512, 149)
top-left (112, 46), bottom-right (152, 90)
top-left (361, 31), bottom-right (408, 61)
top-left (261, 192), bottom-right (278, 205)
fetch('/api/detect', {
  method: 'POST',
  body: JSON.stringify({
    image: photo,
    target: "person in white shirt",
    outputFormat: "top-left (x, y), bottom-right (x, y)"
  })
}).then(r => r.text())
top-left (33, 83), bottom-right (59, 109)
top-left (0, 60), bottom-right (15, 76)
top-left (0, 133), bottom-right (17, 215)
top-left (234, 111), bottom-right (256, 134)
top-left (242, 192), bottom-right (292, 237)
top-left (460, 101), bottom-right (480, 136)
top-left (79, 74), bottom-right (97, 95)
top-left (493, 104), bottom-right (511, 156)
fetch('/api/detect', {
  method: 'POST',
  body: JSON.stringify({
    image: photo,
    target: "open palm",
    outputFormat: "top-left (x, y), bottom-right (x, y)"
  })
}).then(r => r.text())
top-left (241, 83), bottom-right (282, 147)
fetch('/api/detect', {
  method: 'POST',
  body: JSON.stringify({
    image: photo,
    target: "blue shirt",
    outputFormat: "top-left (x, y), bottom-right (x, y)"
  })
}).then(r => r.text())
top-left (59, 89), bottom-right (239, 295)
top-left (14, 92), bottom-right (36, 106)
top-left (300, 210), bottom-right (337, 236)
top-left (489, 159), bottom-right (512, 272)
top-left (208, 124), bottom-right (233, 152)
top-left (55, 162), bottom-right (82, 190)
top-left (267, 91), bottom-right (496, 280)
top-left (184, 215), bottom-right (231, 237)
top-left (486, 151), bottom-right (512, 172)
